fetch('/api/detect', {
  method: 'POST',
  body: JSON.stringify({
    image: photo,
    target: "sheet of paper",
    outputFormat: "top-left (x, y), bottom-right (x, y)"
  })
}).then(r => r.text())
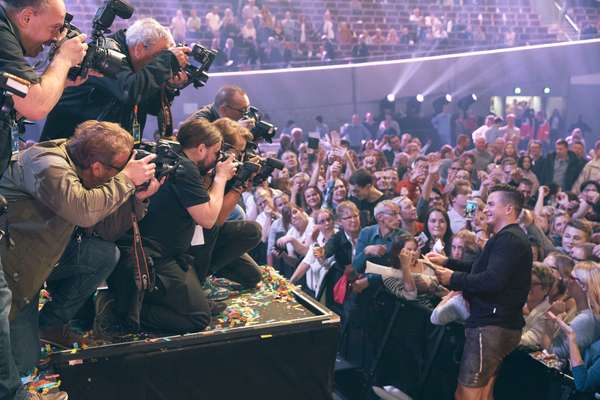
top-left (191, 225), bottom-right (204, 246)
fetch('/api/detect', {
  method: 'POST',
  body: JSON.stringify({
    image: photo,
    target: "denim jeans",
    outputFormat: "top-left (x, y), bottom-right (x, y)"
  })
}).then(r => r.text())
top-left (39, 236), bottom-right (120, 328)
top-left (10, 236), bottom-right (120, 376)
top-left (0, 266), bottom-right (25, 400)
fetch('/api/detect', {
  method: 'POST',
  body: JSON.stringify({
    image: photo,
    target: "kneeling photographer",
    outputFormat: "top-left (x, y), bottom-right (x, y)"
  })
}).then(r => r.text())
top-left (99, 119), bottom-right (245, 336)
top-left (188, 118), bottom-right (265, 301)
top-left (40, 16), bottom-right (191, 141)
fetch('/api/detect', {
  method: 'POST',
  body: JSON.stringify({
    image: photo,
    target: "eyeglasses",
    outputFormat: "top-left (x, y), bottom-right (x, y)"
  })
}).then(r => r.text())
top-left (382, 211), bottom-right (400, 217)
top-left (340, 214), bottom-right (359, 221)
top-left (225, 104), bottom-right (249, 115)
top-left (102, 149), bottom-right (134, 173)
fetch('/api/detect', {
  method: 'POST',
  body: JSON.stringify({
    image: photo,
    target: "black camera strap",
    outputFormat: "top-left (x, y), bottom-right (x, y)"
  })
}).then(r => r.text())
top-left (130, 197), bottom-right (153, 291)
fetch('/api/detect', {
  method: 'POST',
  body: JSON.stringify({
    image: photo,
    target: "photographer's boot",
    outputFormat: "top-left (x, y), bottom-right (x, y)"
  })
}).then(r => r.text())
top-left (202, 279), bottom-right (230, 302)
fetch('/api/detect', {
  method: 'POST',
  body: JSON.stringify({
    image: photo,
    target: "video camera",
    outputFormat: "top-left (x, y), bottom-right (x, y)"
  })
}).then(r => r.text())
top-left (62, 0), bottom-right (134, 80)
top-left (242, 106), bottom-right (277, 143)
top-left (178, 43), bottom-right (218, 89)
top-left (135, 139), bottom-right (184, 180)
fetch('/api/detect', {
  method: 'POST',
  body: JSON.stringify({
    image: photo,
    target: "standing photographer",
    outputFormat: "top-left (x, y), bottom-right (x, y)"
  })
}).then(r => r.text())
top-left (0, 0), bottom-right (88, 398)
top-left (40, 17), bottom-right (191, 141)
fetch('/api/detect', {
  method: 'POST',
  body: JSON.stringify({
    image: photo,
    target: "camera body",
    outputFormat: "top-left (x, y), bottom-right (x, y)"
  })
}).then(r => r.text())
top-left (180, 43), bottom-right (218, 89)
top-left (242, 106), bottom-right (277, 143)
top-left (228, 143), bottom-right (284, 189)
top-left (63, 0), bottom-right (134, 80)
top-left (135, 139), bottom-right (183, 179)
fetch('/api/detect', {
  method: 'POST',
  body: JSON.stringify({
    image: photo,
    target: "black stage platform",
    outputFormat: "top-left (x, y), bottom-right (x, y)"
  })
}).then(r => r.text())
top-left (47, 267), bottom-right (340, 400)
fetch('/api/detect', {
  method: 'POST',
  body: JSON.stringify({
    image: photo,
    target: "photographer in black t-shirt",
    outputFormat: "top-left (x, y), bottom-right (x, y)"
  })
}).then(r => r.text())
top-left (101, 118), bottom-right (250, 335)
top-left (0, 0), bottom-right (87, 398)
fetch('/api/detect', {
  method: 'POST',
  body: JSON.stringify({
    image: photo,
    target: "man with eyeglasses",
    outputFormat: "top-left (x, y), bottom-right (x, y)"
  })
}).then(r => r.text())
top-left (41, 18), bottom-right (191, 141)
top-left (0, 120), bottom-right (157, 400)
top-left (352, 200), bottom-right (407, 294)
top-left (188, 85), bottom-right (255, 131)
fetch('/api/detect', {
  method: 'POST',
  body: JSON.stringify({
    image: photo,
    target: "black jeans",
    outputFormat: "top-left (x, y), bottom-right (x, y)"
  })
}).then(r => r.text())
top-left (189, 220), bottom-right (262, 289)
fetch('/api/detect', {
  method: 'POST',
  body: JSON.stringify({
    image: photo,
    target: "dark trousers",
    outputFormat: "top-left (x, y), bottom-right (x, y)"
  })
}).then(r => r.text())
top-left (39, 236), bottom-right (120, 328)
top-left (0, 265), bottom-right (25, 400)
top-left (189, 220), bottom-right (262, 289)
top-left (11, 237), bottom-right (119, 377)
top-left (140, 258), bottom-right (211, 334)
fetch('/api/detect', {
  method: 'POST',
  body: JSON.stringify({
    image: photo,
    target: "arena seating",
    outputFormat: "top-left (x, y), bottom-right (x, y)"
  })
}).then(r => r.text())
top-left (66, 0), bottom-right (563, 69)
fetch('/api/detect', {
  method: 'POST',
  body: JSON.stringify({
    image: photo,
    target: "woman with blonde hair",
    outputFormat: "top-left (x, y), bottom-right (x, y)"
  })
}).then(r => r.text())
top-left (546, 261), bottom-right (600, 360)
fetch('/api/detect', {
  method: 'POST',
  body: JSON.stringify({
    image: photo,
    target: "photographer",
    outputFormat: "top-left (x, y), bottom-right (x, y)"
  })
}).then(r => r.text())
top-left (101, 119), bottom-right (243, 335)
top-left (0, 121), bottom-right (156, 400)
top-left (40, 17), bottom-right (190, 141)
top-left (188, 118), bottom-right (262, 300)
top-left (189, 85), bottom-right (251, 124)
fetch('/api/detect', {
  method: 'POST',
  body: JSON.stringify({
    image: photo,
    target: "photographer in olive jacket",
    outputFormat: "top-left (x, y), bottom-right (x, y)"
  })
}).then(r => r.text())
top-left (0, 121), bottom-right (158, 397)
top-left (40, 17), bottom-right (191, 141)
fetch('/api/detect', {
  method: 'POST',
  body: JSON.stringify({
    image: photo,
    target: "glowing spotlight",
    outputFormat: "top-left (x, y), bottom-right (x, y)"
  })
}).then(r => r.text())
top-left (416, 94), bottom-right (424, 102)
top-left (544, 87), bottom-right (551, 94)
top-left (445, 94), bottom-right (453, 102)
top-left (514, 87), bottom-right (522, 95)
top-left (386, 93), bottom-right (396, 102)
top-left (458, 94), bottom-right (478, 110)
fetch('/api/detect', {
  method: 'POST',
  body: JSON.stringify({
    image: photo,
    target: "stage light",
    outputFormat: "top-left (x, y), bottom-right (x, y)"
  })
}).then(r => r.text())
top-left (514, 87), bottom-right (522, 95)
top-left (416, 94), bottom-right (424, 102)
top-left (544, 87), bottom-right (551, 94)
top-left (445, 94), bottom-right (452, 102)
top-left (386, 93), bottom-right (396, 102)
top-left (458, 93), bottom-right (478, 110)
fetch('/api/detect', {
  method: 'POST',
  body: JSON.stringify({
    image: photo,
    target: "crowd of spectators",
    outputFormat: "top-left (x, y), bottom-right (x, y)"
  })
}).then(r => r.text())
top-left (229, 103), bottom-right (600, 395)
top-left (65, 0), bottom-right (559, 71)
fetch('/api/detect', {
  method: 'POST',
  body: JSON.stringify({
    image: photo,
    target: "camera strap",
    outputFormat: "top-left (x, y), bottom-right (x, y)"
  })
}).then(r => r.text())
top-left (130, 198), bottom-right (153, 292)
top-left (157, 88), bottom-right (173, 137)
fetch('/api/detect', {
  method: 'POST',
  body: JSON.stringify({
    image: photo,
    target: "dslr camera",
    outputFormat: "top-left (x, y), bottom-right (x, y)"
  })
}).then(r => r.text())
top-left (242, 106), bottom-right (277, 143)
top-left (178, 43), bottom-right (218, 89)
top-left (222, 142), bottom-right (284, 190)
top-left (135, 139), bottom-right (184, 180)
top-left (62, 0), bottom-right (134, 80)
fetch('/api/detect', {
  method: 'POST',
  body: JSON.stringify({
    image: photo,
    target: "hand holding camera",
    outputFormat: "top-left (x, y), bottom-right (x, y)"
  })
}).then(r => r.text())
top-left (122, 151), bottom-right (157, 186)
top-left (55, 33), bottom-right (88, 68)
top-left (169, 46), bottom-right (191, 68)
top-left (215, 153), bottom-right (238, 181)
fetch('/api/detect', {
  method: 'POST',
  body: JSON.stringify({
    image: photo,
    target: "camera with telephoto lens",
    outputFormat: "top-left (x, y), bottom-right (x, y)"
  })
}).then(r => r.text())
top-left (241, 106), bottom-right (277, 143)
top-left (62, 0), bottom-right (134, 80)
top-left (135, 139), bottom-right (184, 180)
top-left (177, 43), bottom-right (218, 89)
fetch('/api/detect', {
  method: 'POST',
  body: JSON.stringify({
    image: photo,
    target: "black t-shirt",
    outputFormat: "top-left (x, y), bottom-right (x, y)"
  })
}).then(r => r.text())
top-left (139, 155), bottom-right (209, 257)
top-left (0, 6), bottom-right (40, 84)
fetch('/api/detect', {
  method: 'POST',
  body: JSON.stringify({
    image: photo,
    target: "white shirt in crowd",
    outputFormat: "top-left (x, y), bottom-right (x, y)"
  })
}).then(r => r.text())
top-left (300, 230), bottom-right (336, 292)
top-left (448, 207), bottom-right (467, 234)
top-left (285, 218), bottom-right (315, 256)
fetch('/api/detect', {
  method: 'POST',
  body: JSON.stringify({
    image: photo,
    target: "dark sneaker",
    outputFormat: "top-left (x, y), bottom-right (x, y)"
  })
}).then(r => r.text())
top-left (210, 276), bottom-right (242, 292)
top-left (202, 279), bottom-right (230, 302)
top-left (27, 391), bottom-right (69, 400)
top-left (208, 300), bottom-right (227, 317)
top-left (93, 290), bottom-right (131, 341)
top-left (39, 324), bottom-right (98, 349)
